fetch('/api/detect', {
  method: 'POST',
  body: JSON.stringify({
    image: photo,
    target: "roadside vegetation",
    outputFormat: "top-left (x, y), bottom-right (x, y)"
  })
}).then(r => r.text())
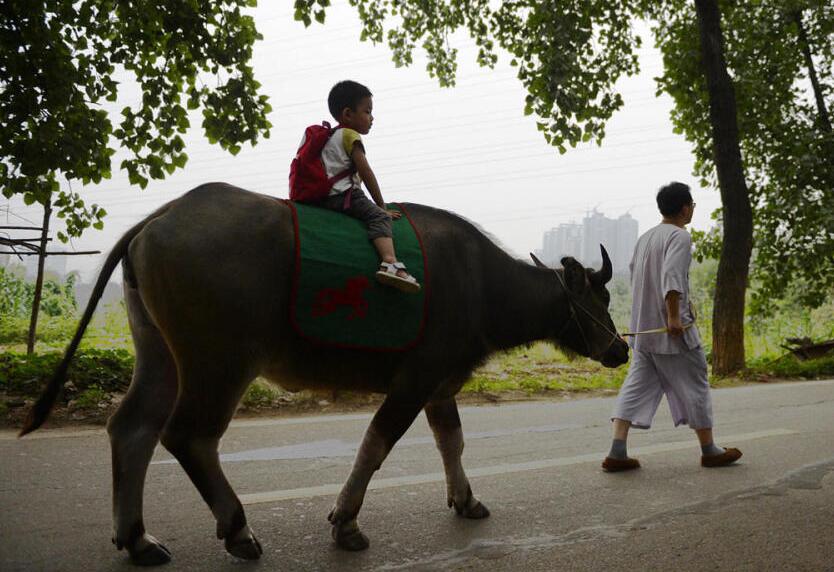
top-left (1, 261), bottom-right (833, 428)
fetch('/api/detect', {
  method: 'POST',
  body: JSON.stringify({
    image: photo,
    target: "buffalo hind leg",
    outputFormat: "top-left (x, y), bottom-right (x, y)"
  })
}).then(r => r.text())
top-left (107, 287), bottom-right (178, 565)
top-left (425, 397), bottom-right (490, 518)
top-left (328, 382), bottom-right (432, 551)
top-left (160, 359), bottom-right (263, 560)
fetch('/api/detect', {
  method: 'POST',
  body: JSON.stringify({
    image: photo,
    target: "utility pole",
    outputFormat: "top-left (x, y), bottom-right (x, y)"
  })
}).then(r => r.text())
top-left (26, 199), bottom-right (52, 354)
top-left (1, 203), bottom-right (99, 354)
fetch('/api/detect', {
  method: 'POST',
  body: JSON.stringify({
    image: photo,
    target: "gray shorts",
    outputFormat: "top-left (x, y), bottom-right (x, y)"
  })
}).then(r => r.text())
top-left (612, 346), bottom-right (713, 430)
top-left (320, 189), bottom-right (392, 240)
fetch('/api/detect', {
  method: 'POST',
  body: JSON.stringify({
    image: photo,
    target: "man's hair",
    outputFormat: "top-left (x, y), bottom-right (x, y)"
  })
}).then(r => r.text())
top-left (328, 80), bottom-right (372, 120)
top-left (656, 181), bottom-right (693, 216)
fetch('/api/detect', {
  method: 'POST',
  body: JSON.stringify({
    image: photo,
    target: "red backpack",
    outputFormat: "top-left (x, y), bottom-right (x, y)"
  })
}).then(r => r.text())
top-left (289, 121), bottom-right (354, 202)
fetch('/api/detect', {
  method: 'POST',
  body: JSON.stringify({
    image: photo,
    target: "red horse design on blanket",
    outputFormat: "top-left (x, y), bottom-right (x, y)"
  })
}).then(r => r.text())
top-left (311, 276), bottom-right (370, 320)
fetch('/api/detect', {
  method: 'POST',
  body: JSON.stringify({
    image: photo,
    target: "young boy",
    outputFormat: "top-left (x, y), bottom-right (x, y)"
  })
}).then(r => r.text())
top-left (318, 80), bottom-right (420, 294)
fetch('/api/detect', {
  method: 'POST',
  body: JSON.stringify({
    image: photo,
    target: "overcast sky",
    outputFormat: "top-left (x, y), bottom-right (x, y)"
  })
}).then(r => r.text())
top-left (2, 1), bottom-right (722, 282)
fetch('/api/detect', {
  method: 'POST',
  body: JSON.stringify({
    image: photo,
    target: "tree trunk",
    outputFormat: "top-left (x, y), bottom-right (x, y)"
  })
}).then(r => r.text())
top-left (792, 10), bottom-right (832, 133)
top-left (26, 199), bottom-right (52, 354)
top-left (694, 0), bottom-right (753, 375)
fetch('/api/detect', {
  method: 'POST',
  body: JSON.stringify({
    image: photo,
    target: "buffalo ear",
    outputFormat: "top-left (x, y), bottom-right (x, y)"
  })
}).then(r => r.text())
top-left (560, 257), bottom-right (587, 296)
top-left (530, 253), bottom-right (548, 269)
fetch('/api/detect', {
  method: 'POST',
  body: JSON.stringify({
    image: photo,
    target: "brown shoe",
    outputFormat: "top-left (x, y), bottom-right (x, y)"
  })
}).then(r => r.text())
top-left (602, 456), bottom-right (641, 472)
top-left (701, 447), bottom-right (742, 468)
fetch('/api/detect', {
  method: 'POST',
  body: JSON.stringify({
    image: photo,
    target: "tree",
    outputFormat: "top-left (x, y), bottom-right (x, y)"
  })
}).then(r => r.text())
top-left (654, 0), bottom-right (834, 317)
top-left (294, 0), bottom-right (833, 373)
top-left (2, 0), bottom-right (272, 352)
top-left (1, 0), bottom-right (272, 240)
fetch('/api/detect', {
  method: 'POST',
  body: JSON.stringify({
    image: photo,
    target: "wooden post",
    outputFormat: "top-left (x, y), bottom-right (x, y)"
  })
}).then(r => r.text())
top-left (26, 199), bottom-right (52, 354)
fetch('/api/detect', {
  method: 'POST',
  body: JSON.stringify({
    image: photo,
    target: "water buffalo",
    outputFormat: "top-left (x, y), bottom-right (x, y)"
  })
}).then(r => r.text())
top-left (20, 183), bottom-right (629, 565)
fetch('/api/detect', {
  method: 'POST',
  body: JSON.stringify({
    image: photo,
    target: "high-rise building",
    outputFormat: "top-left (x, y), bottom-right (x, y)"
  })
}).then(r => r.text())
top-left (540, 210), bottom-right (638, 274)
top-left (541, 223), bottom-right (582, 266)
top-left (614, 213), bottom-right (639, 274)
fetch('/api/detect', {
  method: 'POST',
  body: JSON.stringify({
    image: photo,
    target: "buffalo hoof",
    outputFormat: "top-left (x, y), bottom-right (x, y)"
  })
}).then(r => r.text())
top-left (224, 529), bottom-right (263, 560)
top-left (331, 520), bottom-right (370, 551)
top-left (454, 498), bottom-right (491, 519)
top-left (126, 535), bottom-right (172, 566)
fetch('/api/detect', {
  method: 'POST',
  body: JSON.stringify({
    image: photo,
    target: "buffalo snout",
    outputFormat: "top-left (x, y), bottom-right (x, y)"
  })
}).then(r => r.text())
top-left (601, 337), bottom-right (630, 368)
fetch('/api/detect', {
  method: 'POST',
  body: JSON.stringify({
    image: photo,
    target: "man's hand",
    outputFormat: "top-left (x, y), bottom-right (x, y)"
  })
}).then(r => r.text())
top-left (667, 316), bottom-right (684, 337)
top-left (386, 209), bottom-right (402, 220)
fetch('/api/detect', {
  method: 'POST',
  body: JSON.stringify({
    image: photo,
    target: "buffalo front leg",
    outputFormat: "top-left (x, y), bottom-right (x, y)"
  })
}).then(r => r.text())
top-left (328, 384), bottom-right (431, 551)
top-left (108, 286), bottom-right (177, 566)
top-left (425, 397), bottom-right (490, 519)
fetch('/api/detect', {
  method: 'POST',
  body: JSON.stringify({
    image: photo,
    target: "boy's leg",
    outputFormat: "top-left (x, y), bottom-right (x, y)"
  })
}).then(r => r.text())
top-left (320, 191), bottom-right (401, 271)
top-left (323, 190), bottom-right (419, 291)
top-left (341, 189), bottom-right (392, 239)
top-left (344, 191), bottom-right (420, 288)
top-left (371, 236), bottom-right (396, 265)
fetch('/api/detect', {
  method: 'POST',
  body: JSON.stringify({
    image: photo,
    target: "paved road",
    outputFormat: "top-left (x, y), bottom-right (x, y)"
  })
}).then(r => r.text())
top-left (2, 380), bottom-right (833, 571)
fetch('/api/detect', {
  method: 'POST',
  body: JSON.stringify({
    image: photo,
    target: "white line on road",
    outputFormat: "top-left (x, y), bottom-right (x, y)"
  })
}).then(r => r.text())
top-left (239, 428), bottom-right (797, 505)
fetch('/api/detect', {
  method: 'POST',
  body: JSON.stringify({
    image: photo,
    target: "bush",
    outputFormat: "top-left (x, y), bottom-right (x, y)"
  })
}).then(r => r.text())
top-left (74, 384), bottom-right (107, 409)
top-left (242, 381), bottom-right (279, 408)
top-left (0, 348), bottom-right (134, 396)
top-left (0, 313), bottom-right (79, 345)
top-left (519, 377), bottom-right (545, 393)
top-left (746, 354), bottom-right (834, 379)
top-left (0, 267), bottom-right (78, 318)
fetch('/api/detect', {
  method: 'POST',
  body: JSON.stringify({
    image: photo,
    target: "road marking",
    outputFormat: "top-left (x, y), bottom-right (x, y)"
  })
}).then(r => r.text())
top-left (0, 427), bottom-right (108, 441)
top-left (239, 428), bottom-right (797, 506)
top-left (153, 423), bottom-right (581, 465)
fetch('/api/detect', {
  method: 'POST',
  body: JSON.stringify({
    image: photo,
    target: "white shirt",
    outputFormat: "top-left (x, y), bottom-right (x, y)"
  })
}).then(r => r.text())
top-left (628, 223), bottom-right (701, 354)
top-left (320, 127), bottom-right (363, 195)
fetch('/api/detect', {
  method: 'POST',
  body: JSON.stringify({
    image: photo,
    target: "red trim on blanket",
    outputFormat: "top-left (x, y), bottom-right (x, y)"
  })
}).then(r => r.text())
top-left (395, 202), bottom-right (429, 349)
top-left (284, 199), bottom-right (428, 352)
top-left (285, 199), bottom-right (305, 345)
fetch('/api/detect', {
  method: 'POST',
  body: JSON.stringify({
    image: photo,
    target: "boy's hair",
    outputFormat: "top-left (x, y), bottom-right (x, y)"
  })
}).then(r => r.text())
top-left (328, 80), bottom-right (372, 120)
top-left (656, 181), bottom-right (693, 216)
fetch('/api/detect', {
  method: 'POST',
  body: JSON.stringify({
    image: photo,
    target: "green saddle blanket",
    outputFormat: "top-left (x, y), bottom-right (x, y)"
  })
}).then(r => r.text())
top-left (288, 201), bottom-right (427, 350)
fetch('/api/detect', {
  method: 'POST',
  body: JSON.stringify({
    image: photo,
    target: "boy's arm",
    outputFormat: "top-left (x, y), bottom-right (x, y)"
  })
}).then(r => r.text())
top-left (351, 146), bottom-right (400, 218)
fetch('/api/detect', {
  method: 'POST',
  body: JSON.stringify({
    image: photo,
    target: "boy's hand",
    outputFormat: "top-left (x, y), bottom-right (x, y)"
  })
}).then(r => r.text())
top-left (386, 209), bottom-right (402, 220)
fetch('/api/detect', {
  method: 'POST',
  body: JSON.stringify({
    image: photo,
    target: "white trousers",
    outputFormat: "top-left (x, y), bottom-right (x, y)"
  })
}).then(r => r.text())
top-left (612, 346), bottom-right (713, 430)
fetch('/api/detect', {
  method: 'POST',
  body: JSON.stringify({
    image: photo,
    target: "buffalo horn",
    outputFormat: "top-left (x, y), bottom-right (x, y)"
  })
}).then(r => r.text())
top-left (591, 245), bottom-right (613, 285)
top-left (530, 253), bottom-right (549, 269)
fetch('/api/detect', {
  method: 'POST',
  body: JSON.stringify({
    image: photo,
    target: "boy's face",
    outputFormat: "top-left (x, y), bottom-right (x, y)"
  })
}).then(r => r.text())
top-left (340, 96), bottom-right (373, 135)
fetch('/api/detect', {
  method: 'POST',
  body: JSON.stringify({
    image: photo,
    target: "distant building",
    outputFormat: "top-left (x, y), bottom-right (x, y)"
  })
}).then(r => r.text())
top-left (540, 210), bottom-right (638, 275)
top-left (541, 223), bottom-right (583, 266)
top-left (613, 213), bottom-right (639, 274)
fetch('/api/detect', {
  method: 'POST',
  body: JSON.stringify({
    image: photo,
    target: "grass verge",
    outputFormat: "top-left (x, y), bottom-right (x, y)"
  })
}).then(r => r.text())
top-left (2, 343), bottom-right (833, 429)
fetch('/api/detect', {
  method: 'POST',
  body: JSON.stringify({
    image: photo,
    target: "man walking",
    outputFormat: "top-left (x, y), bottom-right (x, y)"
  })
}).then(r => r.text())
top-left (603, 182), bottom-right (742, 472)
